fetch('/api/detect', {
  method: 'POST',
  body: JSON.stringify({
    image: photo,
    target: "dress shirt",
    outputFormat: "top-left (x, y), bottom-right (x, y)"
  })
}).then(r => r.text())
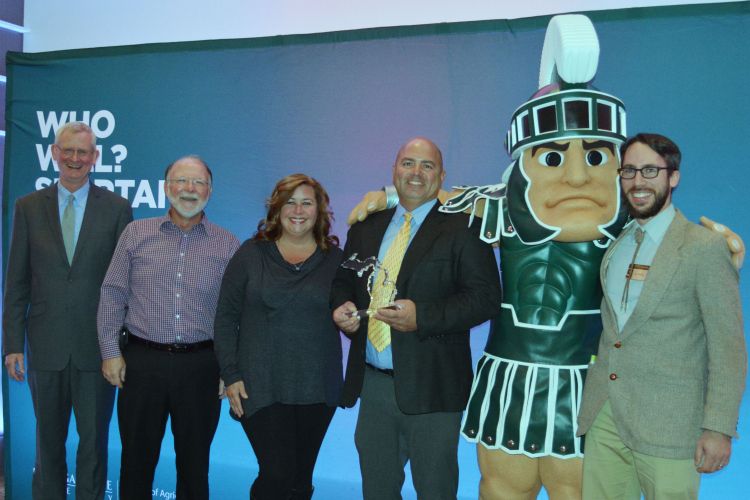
top-left (98, 214), bottom-right (240, 359)
top-left (366, 199), bottom-right (437, 369)
top-left (58, 182), bottom-right (89, 247)
top-left (605, 204), bottom-right (676, 331)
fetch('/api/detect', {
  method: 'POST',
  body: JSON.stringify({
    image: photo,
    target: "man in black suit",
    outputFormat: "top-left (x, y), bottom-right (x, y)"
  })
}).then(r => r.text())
top-left (332, 137), bottom-right (502, 499)
top-left (3, 122), bottom-right (133, 499)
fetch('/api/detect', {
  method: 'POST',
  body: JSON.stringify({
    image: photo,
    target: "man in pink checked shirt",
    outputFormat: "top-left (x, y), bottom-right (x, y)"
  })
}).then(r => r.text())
top-left (97, 155), bottom-right (239, 500)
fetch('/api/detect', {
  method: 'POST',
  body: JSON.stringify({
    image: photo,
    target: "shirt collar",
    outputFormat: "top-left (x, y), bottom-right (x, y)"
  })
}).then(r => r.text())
top-left (57, 181), bottom-right (90, 204)
top-left (635, 203), bottom-right (676, 245)
top-left (159, 211), bottom-right (211, 236)
top-left (395, 199), bottom-right (437, 227)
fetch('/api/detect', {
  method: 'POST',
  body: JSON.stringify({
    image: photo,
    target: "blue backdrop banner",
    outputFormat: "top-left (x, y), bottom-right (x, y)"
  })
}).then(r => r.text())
top-left (3, 2), bottom-right (749, 498)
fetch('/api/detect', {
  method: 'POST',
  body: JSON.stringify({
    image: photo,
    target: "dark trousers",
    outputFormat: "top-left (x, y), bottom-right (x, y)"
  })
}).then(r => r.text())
top-left (28, 362), bottom-right (115, 500)
top-left (355, 367), bottom-right (462, 500)
top-left (117, 341), bottom-right (221, 500)
top-left (241, 402), bottom-right (336, 500)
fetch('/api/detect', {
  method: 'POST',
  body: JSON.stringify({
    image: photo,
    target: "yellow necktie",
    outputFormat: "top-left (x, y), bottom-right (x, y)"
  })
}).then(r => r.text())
top-left (368, 212), bottom-right (412, 352)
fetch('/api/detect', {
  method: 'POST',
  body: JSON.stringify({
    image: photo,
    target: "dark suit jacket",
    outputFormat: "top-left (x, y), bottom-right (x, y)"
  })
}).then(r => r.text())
top-left (331, 203), bottom-right (502, 414)
top-left (3, 182), bottom-right (133, 371)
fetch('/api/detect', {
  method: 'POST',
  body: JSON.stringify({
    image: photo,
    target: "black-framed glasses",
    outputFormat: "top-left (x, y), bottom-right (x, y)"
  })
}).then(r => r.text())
top-left (617, 166), bottom-right (671, 179)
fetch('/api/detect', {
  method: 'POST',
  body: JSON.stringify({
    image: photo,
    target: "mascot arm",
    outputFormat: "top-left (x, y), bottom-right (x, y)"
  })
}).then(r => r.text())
top-left (347, 187), bottom-right (456, 225)
top-left (700, 216), bottom-right (745, 270)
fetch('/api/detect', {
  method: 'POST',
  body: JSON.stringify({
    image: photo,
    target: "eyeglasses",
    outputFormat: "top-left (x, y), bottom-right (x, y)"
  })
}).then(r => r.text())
top-left (166, 177), bottom-right (211, 188)
top-left (56, 146), bottom-right (95, 160)
top-left (617, 166), bottom-right (672, 179)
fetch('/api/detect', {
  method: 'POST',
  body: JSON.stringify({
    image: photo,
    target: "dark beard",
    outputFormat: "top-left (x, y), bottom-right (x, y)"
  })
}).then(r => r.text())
top-left (623, 188), bottom-right (669, 220)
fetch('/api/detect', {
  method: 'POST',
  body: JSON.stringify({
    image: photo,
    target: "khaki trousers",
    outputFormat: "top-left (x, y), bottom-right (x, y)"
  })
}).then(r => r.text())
top-left (582, 400), bottom-right (700, 500)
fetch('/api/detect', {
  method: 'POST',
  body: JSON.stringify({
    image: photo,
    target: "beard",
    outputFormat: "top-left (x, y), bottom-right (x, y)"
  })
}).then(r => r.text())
top-left (167, 191), bottom-right (208, 219)
top-left (623, 186), bottom-right (670, 220)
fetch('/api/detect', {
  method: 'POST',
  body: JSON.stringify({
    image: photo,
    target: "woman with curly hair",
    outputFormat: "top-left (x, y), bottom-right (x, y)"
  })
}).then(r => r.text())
top-left (214, 173), bottom-right (343, 500)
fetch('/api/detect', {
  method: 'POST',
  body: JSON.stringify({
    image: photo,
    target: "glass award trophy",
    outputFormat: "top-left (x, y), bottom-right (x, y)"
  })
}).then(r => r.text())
top-left (340, 253), bottom-right (399, 318)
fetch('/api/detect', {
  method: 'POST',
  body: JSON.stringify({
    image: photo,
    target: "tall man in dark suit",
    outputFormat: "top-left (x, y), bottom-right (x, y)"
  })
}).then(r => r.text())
top-left (3, 122), bottom-right (133, 499)
top-left (332, 137), bottom-right (502, 499)
top-left (577, 133), bottom-right (746, 499)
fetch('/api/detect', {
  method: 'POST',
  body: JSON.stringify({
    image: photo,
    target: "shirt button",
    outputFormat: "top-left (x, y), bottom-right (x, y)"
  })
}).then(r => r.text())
top-left (180, 252), bottom-right (185, 257)
top-left (614, 341), bottom-right (622, 348)
top-left (175, 314), bottom-right (180, 319)
top-left (177, 273), bottom-right (182, 277)
top-left (176, 293), bottom-right (180, 298)
top-left (176, 335), bottom-right (182, 341)
top-left (609, 373), bottom-right (618, 380)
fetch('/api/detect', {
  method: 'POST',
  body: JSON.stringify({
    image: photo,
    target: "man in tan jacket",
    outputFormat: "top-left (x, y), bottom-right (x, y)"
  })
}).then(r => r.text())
top-left (577, 133), bottom-right (746, 499)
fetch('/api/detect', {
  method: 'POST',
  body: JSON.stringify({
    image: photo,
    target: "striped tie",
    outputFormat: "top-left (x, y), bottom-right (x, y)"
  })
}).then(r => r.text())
top-left (368, 212), bottom-right (412, 352)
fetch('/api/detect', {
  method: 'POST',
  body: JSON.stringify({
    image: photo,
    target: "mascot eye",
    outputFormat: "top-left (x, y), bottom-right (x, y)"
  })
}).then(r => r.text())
top-left (539, 151), bottom-right (564, 167)
top-left (586, 150), bottom-right (608, 166)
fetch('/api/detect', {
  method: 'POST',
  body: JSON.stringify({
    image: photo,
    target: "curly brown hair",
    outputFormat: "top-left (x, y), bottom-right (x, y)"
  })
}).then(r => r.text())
top-left (253, 173), bottom-right (339, 251)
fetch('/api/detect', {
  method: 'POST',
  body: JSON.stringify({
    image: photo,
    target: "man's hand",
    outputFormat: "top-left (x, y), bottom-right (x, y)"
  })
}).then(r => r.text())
top-left (102, 356), bottom-right (127, 389)
top-left (700, 216), bottom-right (745, 270)
top-left (694, 429), bottom-right (732, 473)
top-left (373, 299), bottom-right (417, 332)
top-left (347, 191), bottom-right (387, 225)
top-left (4, 353), bottom-right (25, 382)
top-left (218, 378), bottom-right (226, 399)
top-left (333, 301), bottom-right (361, 334)
top-left (226, 380), bottom-right (248, 418)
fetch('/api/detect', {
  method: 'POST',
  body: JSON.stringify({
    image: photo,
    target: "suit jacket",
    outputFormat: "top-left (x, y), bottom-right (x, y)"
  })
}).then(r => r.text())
top-left (577, 210), bottom-right (746, 459)
top-left (331, 202), bottom-right (502, 414)
top-left (3, 182), bottom-right (133, 371)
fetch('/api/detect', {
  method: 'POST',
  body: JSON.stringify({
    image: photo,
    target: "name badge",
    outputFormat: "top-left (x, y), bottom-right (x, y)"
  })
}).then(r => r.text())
top-left (626, 263), bottom-right (649, 281)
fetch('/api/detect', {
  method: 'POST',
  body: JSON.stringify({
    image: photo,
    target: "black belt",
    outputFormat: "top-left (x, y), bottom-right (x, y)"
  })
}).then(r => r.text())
top-left (366, 362), bottom-right (394, 377)
top-left (129, 334), bottom-right (213, 353)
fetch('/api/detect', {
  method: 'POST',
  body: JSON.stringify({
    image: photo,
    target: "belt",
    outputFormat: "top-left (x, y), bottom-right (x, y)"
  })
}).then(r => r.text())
top-left (366, 362), bottom-right (394, 377)
top-left (129, 334), bottom-right (213, 353)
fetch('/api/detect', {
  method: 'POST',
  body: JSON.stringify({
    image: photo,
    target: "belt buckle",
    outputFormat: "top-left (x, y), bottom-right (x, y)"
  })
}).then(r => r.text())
top-left (171, 343), bottom-right (189, 353)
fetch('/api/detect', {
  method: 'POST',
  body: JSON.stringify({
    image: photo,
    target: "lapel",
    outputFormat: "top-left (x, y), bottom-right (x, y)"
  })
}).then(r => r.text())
top-left (74, 183), bottom-right (101, 266)
top-left (397, 202), bottom-right (445, 288)
top-left (619, 211), bottom-right (688, 338)
top-left (600, 220), bottom-right (635, 320)
top-left (365, 208), bottom-right (396, 258)
top-left (42, 183), bottom-right (70, 267)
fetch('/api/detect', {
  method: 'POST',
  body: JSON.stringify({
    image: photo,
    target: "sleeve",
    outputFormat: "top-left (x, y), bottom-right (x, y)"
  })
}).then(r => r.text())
top-left (2, 200), bottom-right (31, 356)
top-left (97, 223), bottom-right (135, 359)
top-left (213, 244), bottom-right (250, 386)
top-left (697, 233), bottom-right (746, 437)
top-left (414, 222), bottom-right (502, 339)
top-left (115, 197), bottom-right (134, 240)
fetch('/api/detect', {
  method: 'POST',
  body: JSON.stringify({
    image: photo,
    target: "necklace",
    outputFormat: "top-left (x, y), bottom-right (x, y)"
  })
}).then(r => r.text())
top-left (276, 239), bottom-right (316, 271)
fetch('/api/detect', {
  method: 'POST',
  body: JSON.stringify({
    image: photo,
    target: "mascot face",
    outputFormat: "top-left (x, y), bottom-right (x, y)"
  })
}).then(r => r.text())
top-left (521, 138), bottom-right (620, 242)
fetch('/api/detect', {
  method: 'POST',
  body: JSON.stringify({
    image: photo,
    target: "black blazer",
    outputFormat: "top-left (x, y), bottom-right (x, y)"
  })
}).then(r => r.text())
top-left (2, 182), bottom-right (133, 371)
top-left (331, 202), bottom-right (501, 414)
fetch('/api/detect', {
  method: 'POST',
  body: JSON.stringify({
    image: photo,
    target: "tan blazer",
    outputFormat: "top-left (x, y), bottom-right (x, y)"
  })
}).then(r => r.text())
top-left (577, 210), bottom-right (746, 459)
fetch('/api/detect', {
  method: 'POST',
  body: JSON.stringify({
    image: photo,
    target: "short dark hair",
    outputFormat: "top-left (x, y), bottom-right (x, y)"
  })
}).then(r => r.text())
top-left (620, 133), bottom-right (681, 171)
top-left (164, 155), bottom-right (213, 183)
